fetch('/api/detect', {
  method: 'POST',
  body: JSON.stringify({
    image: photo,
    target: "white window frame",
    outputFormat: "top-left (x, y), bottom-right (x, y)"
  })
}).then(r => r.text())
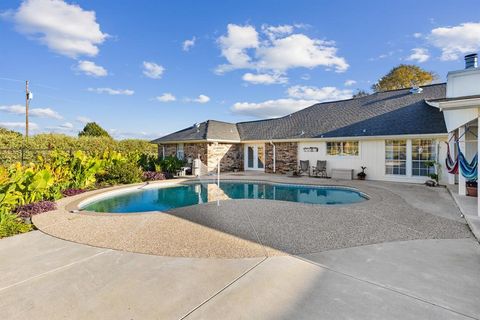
top-left (411, 139), bottom-right (437, 177)
top-left (385, 139), bottom-right (407, 176)
top-left (176, 143), bottom-right (184, 160)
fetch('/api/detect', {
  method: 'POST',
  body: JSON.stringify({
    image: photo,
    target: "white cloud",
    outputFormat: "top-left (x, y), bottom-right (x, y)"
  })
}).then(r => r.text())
top-left (76, 116), bottom-right (91, 124)
top-left (413, 32), bottom-right (422, 38)
top-left (0, 122), bottom-right (38, 130)
top-left (155, 93), bottom-right (176, 102)
top-left (232, 98), bottom-right (317, 118)
top-left (194, 94), bottom-right (210, 104)
top-left (216, 24), bottom-right (348, 76)
top-left (344, 79), bottom-right (357, 86)
top-left (60, 122), bottom-right (74, 129)
top-left (142, 61), bottom-right (165, 79)
top-left (261, 24), bottom-right (294, 39)
top-left (0, 104), bottom-right (63, 119)
top-left (75, 60), bottom-right (107, 77)
top-left (429, 22), bottom-right (480, 61)
top-left (182, 37), bottom-right (196, 51)
top-left (406, 48), bottom-right (430, 63)
top-left (242, 72), bottom-right (287, 85)
top-left (216, 24), bottom-right (259, 74)
top-left (9, 0), bottom-right (108, 58)
top-left (88, 87), bottom-right (134, 95)
top-left (287, 85), bottom-right (352, 101)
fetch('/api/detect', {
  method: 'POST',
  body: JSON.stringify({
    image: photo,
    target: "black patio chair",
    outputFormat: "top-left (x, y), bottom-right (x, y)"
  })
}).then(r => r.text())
top-left (312, 160), bottom-right (327, 178)
top-left (298, 160), bottom-right (310, 176)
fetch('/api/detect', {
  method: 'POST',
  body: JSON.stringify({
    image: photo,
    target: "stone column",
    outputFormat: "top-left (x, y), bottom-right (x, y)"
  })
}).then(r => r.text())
top-left (458, 126), bottom-right (466, 196)
top-left (448, 131), bottom-right (455, 185)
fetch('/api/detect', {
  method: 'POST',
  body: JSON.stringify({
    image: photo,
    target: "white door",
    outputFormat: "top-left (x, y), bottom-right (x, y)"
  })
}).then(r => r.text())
top-left (245, 144), bottom-right (265, 170)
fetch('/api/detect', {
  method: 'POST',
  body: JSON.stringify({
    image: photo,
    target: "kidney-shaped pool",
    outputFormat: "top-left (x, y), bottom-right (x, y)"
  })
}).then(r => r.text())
top-left (80, 181), bottom-right (368, 213)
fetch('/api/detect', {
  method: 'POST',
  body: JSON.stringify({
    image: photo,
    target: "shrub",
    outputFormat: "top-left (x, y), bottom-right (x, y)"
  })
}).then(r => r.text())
top-left (96, 161), bottom-right (143, 185)
top-left (14, 201), bottom-right (57, 218)
top-left (0, 211), bottom-right (32, 238)
top-left (61, 189), bottom-right (87, 197)
top-left (142, 171), bottom-right (166, 181)
top-left (78, 122), bottom-right (111, 138)
top-left (161, 156), bottom-right (184, 174)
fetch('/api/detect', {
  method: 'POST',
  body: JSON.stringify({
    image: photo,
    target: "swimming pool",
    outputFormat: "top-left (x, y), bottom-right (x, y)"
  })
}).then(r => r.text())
top-left (80, 181), bottom-right (368, 213)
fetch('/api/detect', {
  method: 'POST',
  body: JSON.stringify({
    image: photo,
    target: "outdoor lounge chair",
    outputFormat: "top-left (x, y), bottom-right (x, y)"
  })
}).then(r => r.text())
top-left (312, 160), bottom-right (327, 178)
top-left (298, 160), bottom-right (310, 176)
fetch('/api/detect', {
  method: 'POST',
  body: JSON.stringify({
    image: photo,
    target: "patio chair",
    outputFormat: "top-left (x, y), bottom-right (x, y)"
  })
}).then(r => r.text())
top-left (298, 160), bottom-right (310, 176)
top-left (312, 160), bottom-right (327, 178)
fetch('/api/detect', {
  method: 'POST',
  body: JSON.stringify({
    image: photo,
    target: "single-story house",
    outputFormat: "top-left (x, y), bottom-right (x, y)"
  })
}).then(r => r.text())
top-left (152, 54), bottom-right (480, 187)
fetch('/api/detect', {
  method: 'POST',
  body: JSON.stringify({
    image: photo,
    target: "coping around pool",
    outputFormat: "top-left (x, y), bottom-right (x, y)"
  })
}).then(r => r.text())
top-left (78, 180), bottom-right (369, 214)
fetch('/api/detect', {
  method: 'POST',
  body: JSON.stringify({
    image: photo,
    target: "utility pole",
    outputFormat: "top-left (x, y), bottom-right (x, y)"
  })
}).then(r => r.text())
top-left (25, 80), bottom-right (29, 140)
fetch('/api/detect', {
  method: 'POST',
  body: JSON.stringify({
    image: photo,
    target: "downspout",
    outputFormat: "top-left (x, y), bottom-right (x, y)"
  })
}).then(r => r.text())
top-left (162, 145), bottom-right (165, 160)
top-left (269, 141), bottom-right (276, 173)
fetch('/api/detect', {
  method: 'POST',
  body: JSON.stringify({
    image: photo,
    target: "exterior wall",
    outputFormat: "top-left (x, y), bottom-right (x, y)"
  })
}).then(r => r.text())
top-left (184, 143), bottom-right (208, 164)
top-left (161, 144), bottom-right (177, 158)
top-left (298, 137), bottom-right (448, 184)
top-left (265, 142), bottom-right (298, 174)
top-left (447, 68), bottom-right (480, 98)
top-left (207, 143), bottom-right (243, 172)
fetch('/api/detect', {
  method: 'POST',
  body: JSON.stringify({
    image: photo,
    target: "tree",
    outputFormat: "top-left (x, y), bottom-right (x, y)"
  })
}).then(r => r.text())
top-left (352, 89), bottom-right (370, 99)
top-left (78, 122), bottom-right (111, 138)
top-left (372, 64), bottom-right (436, 92)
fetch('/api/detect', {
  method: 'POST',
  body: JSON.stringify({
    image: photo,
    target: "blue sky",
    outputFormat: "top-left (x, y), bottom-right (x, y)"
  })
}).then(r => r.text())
top-left (1, 0), bottom-right (479, 140)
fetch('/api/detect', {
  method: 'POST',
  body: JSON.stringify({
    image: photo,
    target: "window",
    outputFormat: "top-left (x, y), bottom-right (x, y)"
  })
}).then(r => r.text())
top-left (412, 139), bottom-right (436, 176)
top-left (385, 140), bottom-right (406, 175)
top-left (176, 143), bottom-right (184, 160)
top-left (326, 141), bottom-right (359, 156)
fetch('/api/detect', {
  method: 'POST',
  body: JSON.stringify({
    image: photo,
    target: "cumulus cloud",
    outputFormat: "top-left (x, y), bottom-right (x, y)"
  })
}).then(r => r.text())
top-left (429, 22), bottom-right (480, 61)
top-left (0, 104), bottom-right (63, 119)
top-left (76, 116), bottom-right (91, 124)
top-left (193, 94), bottom-right (210, 104)
top-left (287, 85), bottom-right (352, 101)
top-left (142, 61), bottom-right (165, 79)
top-left (216, 23), bottom-right (348, 78)
top-left (155, 93), bottom-right (176, 102)
top-left (88, 87), bottom-right (134, 95)
top-left (242, 72), bottom-right (288, 85)
top-left (8, 0), bottom-right (108, 58)
top-left (182, 37), bottom-right (196, 51)
top-left (344, 79), bottom-right (356, 86)
top-left (232, 99), bottom-right (317, 118)
top-left (406, 48), bottom-right (430, 63)
top-left (75, 60), bottom-right (107, 77)
top-left (0, 121), bottom-right (38, 130)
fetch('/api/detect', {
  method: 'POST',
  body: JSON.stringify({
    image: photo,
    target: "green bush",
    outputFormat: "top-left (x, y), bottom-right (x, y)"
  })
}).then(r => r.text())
top-left (161, 156), bottom-right (184, 174)
top-left (0, 211), bottom-right (32, 238)
top-left (96, 161), bottom-right (143, 186)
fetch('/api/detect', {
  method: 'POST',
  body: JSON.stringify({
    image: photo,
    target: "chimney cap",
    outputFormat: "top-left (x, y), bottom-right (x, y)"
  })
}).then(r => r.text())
top-left (465, 53), bottom-right (478, 69)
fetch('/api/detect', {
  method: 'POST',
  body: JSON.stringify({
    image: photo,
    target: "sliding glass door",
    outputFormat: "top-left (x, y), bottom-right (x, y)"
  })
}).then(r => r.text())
top-left (245, 144), bottom-right (265, 170)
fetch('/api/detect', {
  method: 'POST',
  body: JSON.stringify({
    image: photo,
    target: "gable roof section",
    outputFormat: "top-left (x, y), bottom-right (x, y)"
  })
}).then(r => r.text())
top-left (151, 120), bottom-right (240, 143)
top-left (152, 83), bottom-right (447, 143)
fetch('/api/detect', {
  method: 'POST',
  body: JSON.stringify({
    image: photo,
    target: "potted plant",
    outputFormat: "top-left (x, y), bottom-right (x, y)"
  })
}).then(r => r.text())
top-left (425, 160), bottom-right (440, 186)
top-left (357, 166), bottom-right (367, 180)
top-left (466, 180), bottom-right (477, 197)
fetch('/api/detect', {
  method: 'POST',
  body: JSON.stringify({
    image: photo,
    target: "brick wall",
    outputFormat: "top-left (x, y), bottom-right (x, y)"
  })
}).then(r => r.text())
top-left (265, 142), bottom-right (298, 174)
top-left (207, 143), bottom-right (243, 172)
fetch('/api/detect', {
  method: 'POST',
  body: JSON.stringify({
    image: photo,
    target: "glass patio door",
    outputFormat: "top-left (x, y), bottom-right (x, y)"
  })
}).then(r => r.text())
top-left (245, 144), bottom-right (265, 170)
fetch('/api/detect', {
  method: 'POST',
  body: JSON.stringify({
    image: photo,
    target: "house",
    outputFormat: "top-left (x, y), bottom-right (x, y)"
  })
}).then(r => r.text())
top-left (152, 82), bottom-right (450, 184)
top-left (152, 54), bottom-right (479, 188)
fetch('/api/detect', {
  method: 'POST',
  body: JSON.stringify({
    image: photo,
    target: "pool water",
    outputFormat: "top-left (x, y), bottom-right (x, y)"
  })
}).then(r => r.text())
top-left (81, 181), bottom-right (367, 213)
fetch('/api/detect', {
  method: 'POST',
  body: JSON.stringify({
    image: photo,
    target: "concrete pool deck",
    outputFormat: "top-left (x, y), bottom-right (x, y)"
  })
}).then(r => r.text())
top-left (3, 174), bottom-right (480, 319)
top-left (33, 174), bottom-right (472, 258)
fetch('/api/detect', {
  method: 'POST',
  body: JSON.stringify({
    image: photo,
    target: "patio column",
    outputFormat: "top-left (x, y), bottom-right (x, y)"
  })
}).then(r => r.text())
top-left (459, 126), bottom-right (466, 196)
top-left (448, 131), bottom-right (455, 185)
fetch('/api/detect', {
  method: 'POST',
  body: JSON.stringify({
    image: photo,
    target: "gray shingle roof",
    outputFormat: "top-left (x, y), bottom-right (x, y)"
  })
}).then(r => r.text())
top-left (152, 83), bottom-right (447, 143)
top-left (151, 120), bottom-right (240, 143)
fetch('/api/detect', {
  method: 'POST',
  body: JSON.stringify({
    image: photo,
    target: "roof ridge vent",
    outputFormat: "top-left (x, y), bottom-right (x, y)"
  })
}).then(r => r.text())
top-left (410, 86), bottom-right (423, 94)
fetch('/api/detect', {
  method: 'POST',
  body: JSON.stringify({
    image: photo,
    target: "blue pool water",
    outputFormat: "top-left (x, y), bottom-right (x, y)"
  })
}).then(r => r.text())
top-left (81, 181), bottom-right (368, 213)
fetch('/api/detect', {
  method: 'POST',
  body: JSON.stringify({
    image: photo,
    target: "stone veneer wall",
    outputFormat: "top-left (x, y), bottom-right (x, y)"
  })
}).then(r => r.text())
top-left (207, 143), bottom-right (243, 172)
top-left (265, 142), bottom-right (298, 174)
top-left (160, 144), bottom-right (177, 158)
top-left (184, 143), bottom-right (208, 164)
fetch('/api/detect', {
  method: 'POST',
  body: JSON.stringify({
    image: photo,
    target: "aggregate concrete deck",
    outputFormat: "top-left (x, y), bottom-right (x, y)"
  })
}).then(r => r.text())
top-left (33, 174), bottom-right (472, 258)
